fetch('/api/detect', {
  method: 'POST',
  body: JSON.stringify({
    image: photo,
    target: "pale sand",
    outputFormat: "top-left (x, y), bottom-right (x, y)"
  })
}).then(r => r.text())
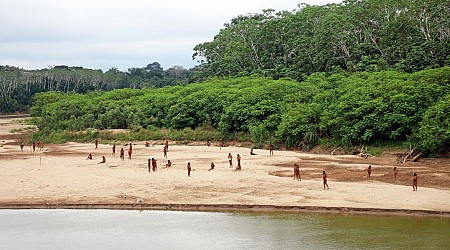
top-left (1, 117), bottom-right (449, 216)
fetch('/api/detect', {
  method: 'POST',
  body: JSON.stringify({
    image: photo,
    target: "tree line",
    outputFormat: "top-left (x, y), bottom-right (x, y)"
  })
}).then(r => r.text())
top-left (192, 0), bottom-right (449, 80)
top-left (0, 63), bottom-right (191, 113)
top-left (31, 67), bottom-right (450, 156)
top-left (2, 0), bottom-right (448, 114)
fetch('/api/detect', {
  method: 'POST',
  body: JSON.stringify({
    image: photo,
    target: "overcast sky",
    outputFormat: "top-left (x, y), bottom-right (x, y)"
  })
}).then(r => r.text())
top-left (0, 0), bottom-right (342, 71)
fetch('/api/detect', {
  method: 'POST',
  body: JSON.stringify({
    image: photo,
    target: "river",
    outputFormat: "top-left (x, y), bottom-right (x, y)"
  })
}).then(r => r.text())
top-left (0, 209), bottom-right (449, 249)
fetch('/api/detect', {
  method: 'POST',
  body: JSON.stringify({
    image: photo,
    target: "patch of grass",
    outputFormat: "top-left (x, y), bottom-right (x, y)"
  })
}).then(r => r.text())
top-left (31, 126), bottom-right (244, 145)
top-left (366, 147), bottom-right (383, 156)
top-left (9, 126), bottom-right (36, 133)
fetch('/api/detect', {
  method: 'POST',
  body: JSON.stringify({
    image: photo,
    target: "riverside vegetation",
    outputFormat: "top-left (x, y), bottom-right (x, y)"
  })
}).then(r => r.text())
top-left (30, 67), bottom-right (450, 156)
top-left (1, 0), bottom-right (449, 156)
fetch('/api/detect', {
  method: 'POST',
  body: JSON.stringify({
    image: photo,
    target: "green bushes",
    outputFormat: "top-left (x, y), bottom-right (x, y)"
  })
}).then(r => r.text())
top-left (415, 94), bottom-right (450, 155)
top-left (30, 67), bottom-right (450, 155)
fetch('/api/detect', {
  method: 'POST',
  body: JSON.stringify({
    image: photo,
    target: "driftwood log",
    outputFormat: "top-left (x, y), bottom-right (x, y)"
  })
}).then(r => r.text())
top-left (396, 146), bottom-right (423, 163)
top-left (353, 146), bottom-right (372, 159)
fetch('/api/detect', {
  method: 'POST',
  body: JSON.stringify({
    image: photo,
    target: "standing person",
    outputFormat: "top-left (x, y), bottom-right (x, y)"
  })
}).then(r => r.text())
top-left (148, 159), bottom-right (151, 173)
top-left (20, 142), bottom-right (24, 152)
top-left (152, 158), bottom-right (157, 172)
top-left (323, 171), bottom-right (329, 189)
top-left (37, 141), bottom-right (41, 150)
top-left (393, 167), bottom-right (398, 181)
top-left (228, 153), bottom-right (233, 168)
top-left (112, 144), bottom-right (116, 156)
top-left (236, 154), bottom-right (241, 171)
top-left (413, 173), bottom-right (418, 191)
top-left (128, 147), bottom-right (132, 160)
top-left (294, 164), bottom-right (301, 181)
top-left (187, 162), bottom-right (191, 177)
top-left (294, 164), bottom-right (298, 180)
top-left (32, 142), bottom-right (36, 152)
top-left (120, 148), bottom-right (125, 160)
top-left (128, 143), bottom-right (132, 160)
top-left (367, 165), bottom-right (372, 179)
top-left (95, 139), bottom-right (98, 149)
top-left (209, 162), bottom-right (215, 171)
top-left (163, 145), bottom-right (168, 158)
top-left (269, 143), bottom-right (273, 155)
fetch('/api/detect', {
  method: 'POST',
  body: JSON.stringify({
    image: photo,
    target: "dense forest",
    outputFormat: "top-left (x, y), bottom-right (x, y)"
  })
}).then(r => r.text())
top-left (31, 67), bottom-right (450, 155)
top-left (193, 0), bottom-right (449, 80)
top-left (3, 0), bottom-right (450, 155)
top-left (3, 0), bottom-right (449, 114)
top-left (0, 63), bottom-right (191, 113)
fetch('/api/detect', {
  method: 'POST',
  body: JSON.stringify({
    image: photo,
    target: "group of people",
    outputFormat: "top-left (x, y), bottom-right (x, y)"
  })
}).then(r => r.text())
top-left (87, 153), bottom-right (106, 164)
top-left (227, 153), bottom-right (242, 171)
top-left (292, 164), bottom-right (327, 189)
top-left (88, 139), bottom-right (420, 190)
top-left (87, 140), bottom-right (133, 164)
top-left (20, 141), bottom-right (42, 152)
top-left (148, 158), bottom-right (158, 172)
top-left (366, 165), bottom-right (418, 190)
top-left (294, 164), bottom-right (418, 191)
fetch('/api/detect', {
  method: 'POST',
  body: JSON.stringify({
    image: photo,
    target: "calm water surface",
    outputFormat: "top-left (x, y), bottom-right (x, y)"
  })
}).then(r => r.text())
top-left (0, 209), bottom-right (449, 250)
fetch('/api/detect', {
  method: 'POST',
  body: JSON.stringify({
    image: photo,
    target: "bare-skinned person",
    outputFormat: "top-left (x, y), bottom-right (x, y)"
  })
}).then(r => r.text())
top-left (293, 164), bottom-right (297, 180)
top-left (294, 164), bottom-right (301, 181)
top-left (148, 159), bottom-right (151, 172)
top-left (98, 156), bottom-right (106, 164)
top-left (166, 160), bottom-right (172, 168)
top-left (32, 142), bottom-right (36, 152)
top-left (20, 142), bottom-right (24, 152)
top-left (152, 158), bottom-right (157, 172)
top-left (269, 143), bottom-right (273, 155)
top-left (236, 154), bottom-right (241, 171)
top-left (165, 140), bottom-right (169, 151)
top-left (393, 167), bottom-right (398, 181)
top-left (209, 162), bottom-right (215, 171)
top-left (87, 153), bottom-right (93, 160)
top-left (323, 171), bottom-right (329, 189)
top-left (250, 148), bottom-right (256, 155)
top-left (120, 148), bottom-right (125, 160)
top-left (128, 143), bottom-right (133, 159)
top-left (95, 139), bottom-right (98, 149)
top-left (367, 165), bottom-right (372, 179)
top-left (413, 173), bottom-right (418, 191)
top-left (187, 162), bottom-right (192, 177)
top-left (163, 145), bottom-right (168, 158)
top-left (112, 144), bottom-right (116, 156)
top-left (228, 153), bottom-right (233, 168)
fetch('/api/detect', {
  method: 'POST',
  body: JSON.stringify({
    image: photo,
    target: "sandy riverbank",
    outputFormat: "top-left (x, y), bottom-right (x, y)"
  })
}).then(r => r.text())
top-left (1, 116), bottom-right (449, 217)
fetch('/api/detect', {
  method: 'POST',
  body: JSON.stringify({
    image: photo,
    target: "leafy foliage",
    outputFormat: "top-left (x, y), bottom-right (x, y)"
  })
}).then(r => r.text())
top-left (30, 67), bottom-right (450, 155)
top-left (193, 0), bottom-right (450, 80)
